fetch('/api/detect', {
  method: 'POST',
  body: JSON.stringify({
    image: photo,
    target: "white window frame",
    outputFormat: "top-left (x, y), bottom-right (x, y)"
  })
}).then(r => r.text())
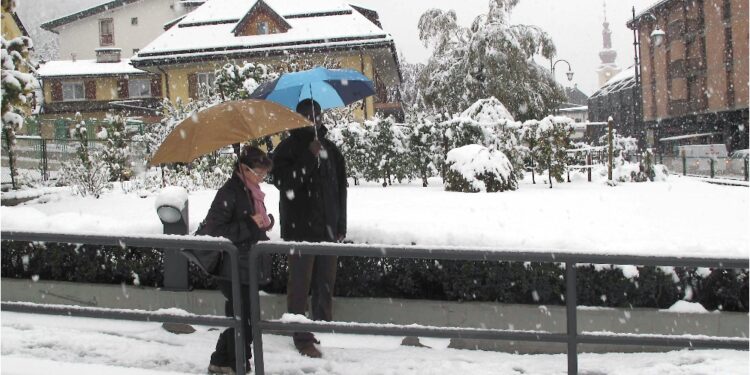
top-left (62, 81), bottom-right (85, 102)
top-left (99, 18), bottom-right (114, 46)
top-left (196, 72), bottom-right (215, 98)
top-left (128, 78), bottom-right (152, 98)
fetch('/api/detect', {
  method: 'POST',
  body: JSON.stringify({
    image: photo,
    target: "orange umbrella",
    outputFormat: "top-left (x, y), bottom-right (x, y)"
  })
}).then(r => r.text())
top-left (149, 99), bottom-right (311, 165)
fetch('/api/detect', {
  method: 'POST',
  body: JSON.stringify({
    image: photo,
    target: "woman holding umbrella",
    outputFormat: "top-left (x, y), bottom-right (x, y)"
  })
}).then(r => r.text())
top-left (198, 145), bottom-right (274, 375)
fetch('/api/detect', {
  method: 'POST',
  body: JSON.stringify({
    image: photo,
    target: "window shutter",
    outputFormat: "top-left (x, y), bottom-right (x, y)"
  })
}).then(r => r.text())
top-left (188, 73), bottom-right (198, 99)
top-left (84, 80), bottom-right (97, 100)
top-left (51, 80), bottom-right (63, 101)
top-left (117, 78), bottom-right (129, 98)
top-left (150, 76), bottom-right (162, 97)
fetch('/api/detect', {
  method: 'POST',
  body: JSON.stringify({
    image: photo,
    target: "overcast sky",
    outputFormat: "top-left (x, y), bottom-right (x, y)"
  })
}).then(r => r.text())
top-left (353, 0), bottom-right (657, 95)
top-left (20, 0), bottom-right (658, 95)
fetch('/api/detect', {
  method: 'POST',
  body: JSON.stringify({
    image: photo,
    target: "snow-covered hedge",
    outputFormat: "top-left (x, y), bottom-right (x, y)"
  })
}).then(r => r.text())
top-left (3, 240), bottom-right (747, 312)
top-left (444, 145), bottom-right (517, 192)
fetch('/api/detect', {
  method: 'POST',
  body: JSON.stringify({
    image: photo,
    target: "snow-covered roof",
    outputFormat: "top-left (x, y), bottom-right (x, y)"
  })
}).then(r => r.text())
top-left (589, 66), bottom-right (636, 100)
top-left (37, 59), bottom-right (148, 78)
top-left (132, 0), bottom-right (392, 65)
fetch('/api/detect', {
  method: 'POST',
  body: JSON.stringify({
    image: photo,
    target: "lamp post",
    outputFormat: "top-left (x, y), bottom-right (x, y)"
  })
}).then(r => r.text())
top-left (630, 6), bottom-right (665, 147)
top-left (156, 186), bottom-right (190, 291)
top-left (550, 59), bottom-right (574, 114)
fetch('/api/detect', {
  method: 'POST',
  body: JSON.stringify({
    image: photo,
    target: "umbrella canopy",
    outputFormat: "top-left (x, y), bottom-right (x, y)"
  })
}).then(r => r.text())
top-left (250, 66), bottom-right (375, 111)
top-left (149, 99), bottom-right (311, 165)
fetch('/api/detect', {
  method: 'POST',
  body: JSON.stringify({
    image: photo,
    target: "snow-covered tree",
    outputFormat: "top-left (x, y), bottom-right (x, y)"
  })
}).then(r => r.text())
top-left (444, 144), bottom-right (516, 192)
top-left (417, 0), bottom-right (565, 120)
top-left (61, 114), bottom-right (110, 198)
top-left (328, 120), bottom-right (371, 185)
top-left (1, 1), bottom-right (39, 189)
top-left (101, 113), bottom-right (130, 182)
top-left (530, 116), bottom-right (573, 188)
top-left (213, 61), bottom-right (277, 100)
top-left (408, 114), bottom-right (441, 186)
top-left (366, 117), bottom-right (411, 186)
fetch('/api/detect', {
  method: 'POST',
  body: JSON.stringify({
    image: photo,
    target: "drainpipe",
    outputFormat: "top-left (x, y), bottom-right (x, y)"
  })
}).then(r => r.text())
top-left (359, 49), bottom-right (368, 119)
top-left (156, 66), bottom-right (171, 102)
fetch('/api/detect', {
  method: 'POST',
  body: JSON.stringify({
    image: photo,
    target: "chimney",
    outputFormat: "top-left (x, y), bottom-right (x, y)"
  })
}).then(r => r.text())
top-left (95, 48), bottom-right (122, 63)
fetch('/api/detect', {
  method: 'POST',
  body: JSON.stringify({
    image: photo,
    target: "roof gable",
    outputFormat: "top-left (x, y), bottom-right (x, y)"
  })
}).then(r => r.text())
top-left (232, 0), bottom-right (290, 36)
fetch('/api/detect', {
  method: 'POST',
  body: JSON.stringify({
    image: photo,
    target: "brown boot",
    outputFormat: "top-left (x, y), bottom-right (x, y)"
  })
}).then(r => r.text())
top-left (295, 343), bottom-right (322, 358)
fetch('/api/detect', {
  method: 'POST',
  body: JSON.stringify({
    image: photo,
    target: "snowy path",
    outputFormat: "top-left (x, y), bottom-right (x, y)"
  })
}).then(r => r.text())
top-left (1, 311), bottom-right (747, 375)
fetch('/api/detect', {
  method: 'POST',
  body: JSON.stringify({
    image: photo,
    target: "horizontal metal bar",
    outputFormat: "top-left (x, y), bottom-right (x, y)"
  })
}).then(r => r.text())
top-left (255, 243), bottom-right (749, 269)
top-left (1, 231), bottom-right (236, 253)
top-left (578, 333), bottom-right (749, 350)
top-left (1, 302), bottom-right (239, 328)
top-left (258, 321), bottom-right (570, 343)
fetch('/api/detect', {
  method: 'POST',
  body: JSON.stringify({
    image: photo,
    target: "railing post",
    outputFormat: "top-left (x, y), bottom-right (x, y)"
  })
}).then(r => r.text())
top-left (155, 188), bottom-right (190, 291)
top-left (745, 157), bottom-right (749, 182)
top-left (710, 158), bottom-right (715, 179)
top-left (41, 138), bottom-right (48, 181)
top-left (682, 155), bottom-right (687, 176)
top-left (566, 262), bottom-right (578, 375)
top-left (248, 245), bottom-right (266, 375)
top-left (587, 154), bottom-right (592, 182)
top-left (226, 247), bottom-right (248, 375)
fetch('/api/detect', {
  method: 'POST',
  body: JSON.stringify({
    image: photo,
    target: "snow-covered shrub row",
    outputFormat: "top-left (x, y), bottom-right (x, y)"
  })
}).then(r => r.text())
top-left (4, 240), bottom-right (747, 312)
top-left (328, 97), bottom-right (574, 191)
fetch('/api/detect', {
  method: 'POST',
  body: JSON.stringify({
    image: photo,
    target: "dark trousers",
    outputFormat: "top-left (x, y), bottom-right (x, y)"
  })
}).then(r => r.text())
top-left (287, 254), bottom-right (338, 346)
top-left (210, 280), bottom-right (252, 369)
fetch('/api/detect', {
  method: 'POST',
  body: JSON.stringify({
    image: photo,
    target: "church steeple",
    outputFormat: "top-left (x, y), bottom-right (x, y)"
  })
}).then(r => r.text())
top-left (597, 0), bottom-right (621, 87)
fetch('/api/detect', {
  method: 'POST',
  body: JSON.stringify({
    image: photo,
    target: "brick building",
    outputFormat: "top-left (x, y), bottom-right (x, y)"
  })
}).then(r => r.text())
top-left (628, 0), bottom-right (748, 153)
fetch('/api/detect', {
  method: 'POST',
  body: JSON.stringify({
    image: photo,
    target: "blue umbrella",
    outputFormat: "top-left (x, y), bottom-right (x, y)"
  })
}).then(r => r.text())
top-left (250, 66), bottom-right (375, 111)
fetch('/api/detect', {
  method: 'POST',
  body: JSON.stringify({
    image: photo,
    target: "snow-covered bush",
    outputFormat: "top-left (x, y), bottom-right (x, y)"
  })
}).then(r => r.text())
top-left (101, 113), bottom-right (131, 182)
top-left (61, 119), bottom-right (110, 198)
top-left (328, 120), bottom-right (371, 185)
top-left (444, 144), bottom-right (516, 193)
top-left (366, 117), bottom-right (412, 186)
top-left (407, 115), bottom-right (441, 186)
top-left (526, 116), bottom-right (573, 188)
top-left (213, 61), bottom-right (277, 100)
top-left (1, 26), bottom-right (39, 189)
top-left (440, 97), bottom-right (525, 181)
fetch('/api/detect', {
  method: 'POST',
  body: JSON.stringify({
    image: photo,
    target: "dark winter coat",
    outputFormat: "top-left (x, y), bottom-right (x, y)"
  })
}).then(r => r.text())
top-left (192, 173), bottom-right (271, 284)
top-left (271, 125), bottom-right (347, 242)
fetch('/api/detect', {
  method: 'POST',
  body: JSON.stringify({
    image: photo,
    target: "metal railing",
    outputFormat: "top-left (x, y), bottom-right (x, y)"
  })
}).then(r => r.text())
top-left (0, 231), bottom-right (252, 375)
top-left (1, 231), bottom-right (748, 375)
top-left (246, 242), bottom-right (749, 375)
top-left (660, 155), bottom-right (750, 181)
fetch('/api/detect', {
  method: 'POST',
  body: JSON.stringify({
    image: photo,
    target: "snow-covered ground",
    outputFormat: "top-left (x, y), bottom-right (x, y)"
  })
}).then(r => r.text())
top-left (1, 174), bottom-right (748, 258)
top-left (2, 311), bottom-right (747, 375)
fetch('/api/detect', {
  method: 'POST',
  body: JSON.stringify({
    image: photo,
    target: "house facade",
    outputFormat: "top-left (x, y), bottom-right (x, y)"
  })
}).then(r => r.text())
top-left (628, 0), bottom-right (748, 153)
top-left (36, 49), bottom-right (162, 138)
top-left (41, 0), bottom-right (202, 60)
top-left (130, 0), bottom-right (403, 121)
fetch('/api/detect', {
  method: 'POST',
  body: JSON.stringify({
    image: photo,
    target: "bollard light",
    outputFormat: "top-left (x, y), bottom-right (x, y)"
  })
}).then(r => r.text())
top-left (155, 186), bottom-right (190, 291)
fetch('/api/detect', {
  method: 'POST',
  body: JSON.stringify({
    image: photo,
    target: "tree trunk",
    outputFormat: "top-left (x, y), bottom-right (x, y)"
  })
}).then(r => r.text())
top-left (548, 156), bottom-right (553, 189)
top-left (531, 155), bottom-right (536, 184)
top-left (3, 128), bottom-right (18, 190)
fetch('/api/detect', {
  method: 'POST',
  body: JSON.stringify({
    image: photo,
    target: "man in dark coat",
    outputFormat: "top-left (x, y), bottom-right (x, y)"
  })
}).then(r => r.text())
top-left (271, 99), bottom-right (347, 358)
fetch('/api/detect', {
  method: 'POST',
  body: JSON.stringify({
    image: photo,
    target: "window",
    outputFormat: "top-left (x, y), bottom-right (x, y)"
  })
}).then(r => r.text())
top-left (62, 81), bottom-right (85, 101)
top-left (257, 21), bottom-right (269, 35)
top-left (132, 48), bottom-right (140, 55)
top-left (128, 78), bottom-right (152, 98)
top-left (131, 17), bottom-right (138, 25)
top-left (99, 18), bottom-right (114, 46)
top-left (196, 72), bottom-right (215, 98)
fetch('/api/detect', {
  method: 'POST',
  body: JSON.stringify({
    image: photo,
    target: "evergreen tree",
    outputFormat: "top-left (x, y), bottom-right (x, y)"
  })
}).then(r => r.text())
top-left (214, 61), bottom-right (277, 100)
top-left (1, 0), bottom-right (38, 189)
top-left (531, 116), bottom-right (573, 188)
top-left (408, 114), bottom-right (441, 187)
top-left (102, 113), bottom-right (130, 182)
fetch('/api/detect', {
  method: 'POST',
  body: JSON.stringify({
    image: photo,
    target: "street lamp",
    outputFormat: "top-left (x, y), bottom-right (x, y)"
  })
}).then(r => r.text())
top-left (551, 59), bottom-right (574, 82)
top-left (550, 59), bottom-right (574, 114)
top-left (630, 6), bottom-right (666, 148)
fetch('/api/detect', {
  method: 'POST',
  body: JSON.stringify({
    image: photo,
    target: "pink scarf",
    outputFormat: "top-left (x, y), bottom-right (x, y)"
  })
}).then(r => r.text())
top-left (237, 172), bottom-right (272, 230)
